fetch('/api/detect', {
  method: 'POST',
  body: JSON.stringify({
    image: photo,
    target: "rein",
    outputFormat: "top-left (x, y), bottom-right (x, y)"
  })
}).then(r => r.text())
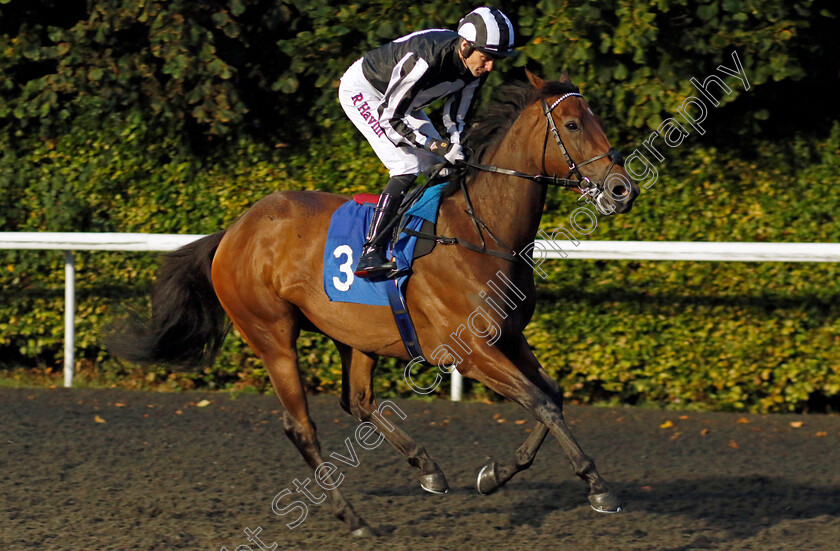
top-left (460, 160), bottom-right (580, 188)
top-left (399, 177), bottom-right (521, 263)
top-left (463, 93), bottom-right (623, 194)
top-left (407, 91), bottom-right (624, 264)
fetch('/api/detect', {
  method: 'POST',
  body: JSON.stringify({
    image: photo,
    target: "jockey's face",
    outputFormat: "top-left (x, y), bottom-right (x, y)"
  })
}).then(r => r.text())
top-left (459, 40), bottom-right (497, 77)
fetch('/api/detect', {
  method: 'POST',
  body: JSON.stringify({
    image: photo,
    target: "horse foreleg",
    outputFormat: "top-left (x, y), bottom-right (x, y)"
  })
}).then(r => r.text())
top-left (476, 422), bottom-right (549, 495)
top-left (463, 339), bottom-right (621, 513)
top-left (476, 339), bottom-right (561, 494)
top-left (335, 341), bottom-right (449, 494)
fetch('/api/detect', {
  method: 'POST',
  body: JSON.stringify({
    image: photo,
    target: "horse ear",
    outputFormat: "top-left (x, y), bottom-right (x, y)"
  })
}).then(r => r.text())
top-left (559, 71), bottom-right (572, 84)
top-left (525, 69), bottom-right (546, 89)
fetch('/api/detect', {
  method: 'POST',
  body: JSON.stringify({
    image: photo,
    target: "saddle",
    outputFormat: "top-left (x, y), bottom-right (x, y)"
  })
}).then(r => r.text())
top-left (322, 183), bottom-right (446, 303)
top-left (322, 182), bottom-right (448, 363)
top-left (352, 184), bottom-right (440, 270)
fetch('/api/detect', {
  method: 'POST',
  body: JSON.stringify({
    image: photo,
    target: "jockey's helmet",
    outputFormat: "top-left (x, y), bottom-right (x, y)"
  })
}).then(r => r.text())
top-left (457, 7), bottom-right (516, 58)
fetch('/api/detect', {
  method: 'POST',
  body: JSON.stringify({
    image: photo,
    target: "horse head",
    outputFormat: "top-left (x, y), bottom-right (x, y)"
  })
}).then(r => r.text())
top-left (525, 70), bottom-right (639, 215)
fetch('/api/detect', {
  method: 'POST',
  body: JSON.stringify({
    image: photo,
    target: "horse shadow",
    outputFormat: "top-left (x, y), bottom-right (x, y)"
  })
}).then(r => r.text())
top-left (487, 475), bottom-right (840, 541)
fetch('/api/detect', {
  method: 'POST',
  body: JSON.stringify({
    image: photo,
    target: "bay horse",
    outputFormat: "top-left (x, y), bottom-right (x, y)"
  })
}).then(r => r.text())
top-left (109, 71), bottom-right (639, 535)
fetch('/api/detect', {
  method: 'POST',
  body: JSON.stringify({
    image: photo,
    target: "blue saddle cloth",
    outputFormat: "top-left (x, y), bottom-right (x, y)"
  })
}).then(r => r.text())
top-left (323, 184), bottom-right (445, 306)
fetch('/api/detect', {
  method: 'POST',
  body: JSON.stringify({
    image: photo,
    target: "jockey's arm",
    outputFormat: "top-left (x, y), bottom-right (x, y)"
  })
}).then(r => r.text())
top-left (376, 54), bottom-right (435, 150)
top-left (442, 76), bottom-right (483, 146)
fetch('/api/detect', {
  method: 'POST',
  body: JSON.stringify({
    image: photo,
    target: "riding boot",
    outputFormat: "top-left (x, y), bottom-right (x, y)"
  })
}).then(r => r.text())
top-left (354, 193), bottom-right (400, 278)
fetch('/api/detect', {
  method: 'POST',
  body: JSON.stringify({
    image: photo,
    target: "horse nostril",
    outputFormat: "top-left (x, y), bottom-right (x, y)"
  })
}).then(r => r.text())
top-left (609, 183), bottom-right (629, 198)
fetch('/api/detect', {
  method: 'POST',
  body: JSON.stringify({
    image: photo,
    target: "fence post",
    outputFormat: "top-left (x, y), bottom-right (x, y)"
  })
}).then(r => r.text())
top-left (451, 371), bottom-right (462, 402)
top-left (64, 251), bottom-right (75, 387)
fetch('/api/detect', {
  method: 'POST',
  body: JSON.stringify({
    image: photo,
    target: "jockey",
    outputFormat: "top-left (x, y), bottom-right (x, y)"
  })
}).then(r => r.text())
top-left (339, 7), bottom-right (516, 278)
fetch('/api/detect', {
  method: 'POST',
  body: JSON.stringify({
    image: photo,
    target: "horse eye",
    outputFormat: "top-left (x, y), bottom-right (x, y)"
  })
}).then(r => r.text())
top-left (565, 122), bottom-right (579, 131)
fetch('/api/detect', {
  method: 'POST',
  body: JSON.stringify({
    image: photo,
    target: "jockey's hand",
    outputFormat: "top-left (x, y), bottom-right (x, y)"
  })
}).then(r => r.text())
top-left (444, 143), bottom-right (465, 165)
top-left (425, 138), bottom-right (465, 165)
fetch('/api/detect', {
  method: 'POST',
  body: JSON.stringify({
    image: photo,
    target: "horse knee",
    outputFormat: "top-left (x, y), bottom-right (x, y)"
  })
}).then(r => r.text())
top-left (532, 399), bottom-right (569, 426)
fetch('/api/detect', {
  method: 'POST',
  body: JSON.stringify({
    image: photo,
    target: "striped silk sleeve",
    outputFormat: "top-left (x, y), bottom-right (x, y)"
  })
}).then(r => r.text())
top-left (377, 53), bottom-right (432, 149)
top-left (442, 78), bottom-right (482, 145)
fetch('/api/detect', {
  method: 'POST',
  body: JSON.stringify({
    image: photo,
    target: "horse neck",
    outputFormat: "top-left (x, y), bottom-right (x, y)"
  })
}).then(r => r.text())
top-left (459, 105), bottom-right (548, 252)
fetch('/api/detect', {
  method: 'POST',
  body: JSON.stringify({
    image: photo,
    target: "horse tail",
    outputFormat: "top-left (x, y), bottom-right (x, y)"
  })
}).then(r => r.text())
top-left (107, 231), bottom-right (229, 369)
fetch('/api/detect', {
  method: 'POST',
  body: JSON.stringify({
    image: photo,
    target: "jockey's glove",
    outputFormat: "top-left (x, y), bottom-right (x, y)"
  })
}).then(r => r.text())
top-left (424, 138), bottom-right (465, 165)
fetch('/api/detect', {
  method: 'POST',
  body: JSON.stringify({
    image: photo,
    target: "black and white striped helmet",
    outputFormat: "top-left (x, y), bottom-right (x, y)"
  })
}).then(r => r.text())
top-left (457, 7), bottom-right (516, 58)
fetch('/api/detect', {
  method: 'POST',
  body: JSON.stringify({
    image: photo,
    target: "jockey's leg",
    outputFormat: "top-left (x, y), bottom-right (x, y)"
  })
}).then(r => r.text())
top-left (339, 62), bottom-right (442, 277)
top-left (354, 173), bottom-right (415, 277)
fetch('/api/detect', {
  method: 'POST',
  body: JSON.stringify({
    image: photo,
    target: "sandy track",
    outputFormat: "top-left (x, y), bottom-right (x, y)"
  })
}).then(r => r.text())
top-left (1, 388), bottom-right (838, 550)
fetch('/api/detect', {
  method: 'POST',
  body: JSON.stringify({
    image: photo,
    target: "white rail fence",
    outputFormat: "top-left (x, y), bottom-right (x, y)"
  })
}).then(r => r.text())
top-left (4, 232), bottom-right (840, 398)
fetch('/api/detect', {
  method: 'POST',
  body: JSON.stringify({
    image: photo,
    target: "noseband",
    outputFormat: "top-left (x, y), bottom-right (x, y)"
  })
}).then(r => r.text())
top-left (463, 91), bottom-right (624, 213)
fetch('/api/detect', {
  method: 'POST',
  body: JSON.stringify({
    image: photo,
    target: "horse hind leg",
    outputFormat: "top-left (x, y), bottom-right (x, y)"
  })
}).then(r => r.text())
top-left (229, 304), bottom-right (376, 536)
top-left (335, 341), bottom-right (449, 494)
top-left (278, 410), bottom-right (375, 536)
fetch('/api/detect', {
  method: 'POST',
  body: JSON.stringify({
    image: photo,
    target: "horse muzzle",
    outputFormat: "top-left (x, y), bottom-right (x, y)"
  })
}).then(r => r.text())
top-left (583, 169), bottom-right (638, 216)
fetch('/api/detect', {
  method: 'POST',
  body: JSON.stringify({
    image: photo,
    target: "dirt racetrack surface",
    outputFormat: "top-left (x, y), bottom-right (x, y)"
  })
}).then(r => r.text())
top-left (1, 387), bottom-right (839, 550)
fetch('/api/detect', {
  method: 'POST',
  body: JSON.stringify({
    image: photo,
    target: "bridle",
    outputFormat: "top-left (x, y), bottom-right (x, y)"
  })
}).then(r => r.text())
top-left (541, 93), bottom-right (624, 195)
top-left (463, 91), bottom-right (625, 214)
top-left (399, 91), bottom-right (629, 263)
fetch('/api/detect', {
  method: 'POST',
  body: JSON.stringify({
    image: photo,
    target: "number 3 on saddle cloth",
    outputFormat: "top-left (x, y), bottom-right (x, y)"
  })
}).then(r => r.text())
top-left (322, 184), bottom-right (446, 362)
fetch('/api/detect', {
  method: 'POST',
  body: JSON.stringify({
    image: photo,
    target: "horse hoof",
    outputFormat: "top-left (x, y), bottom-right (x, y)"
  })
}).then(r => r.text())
top-left (476, 462), bottom-right (500, 495)
top-left (589, 492), bottom-right (622, 513)
top-left (351, 525), bottom-right (379, 537)
top-left (420, 472), bottom-right (449, 494)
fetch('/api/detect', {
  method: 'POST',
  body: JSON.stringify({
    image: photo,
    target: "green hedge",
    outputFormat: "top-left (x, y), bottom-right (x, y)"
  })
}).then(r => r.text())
top-left (2, 0), bottom-right (833, 142)
top-left (1, 1), bottom-right (839, 412)
top-left (528, 126), bottom-right (840, 413)
top-left (2, 125), bottom-right (838, 412)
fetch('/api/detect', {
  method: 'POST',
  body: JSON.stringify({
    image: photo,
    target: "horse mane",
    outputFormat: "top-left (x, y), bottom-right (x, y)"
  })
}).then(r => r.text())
top-left (441, 78), bottom-right (581, 196)
top-left (465, 79), bottom-right (579, 161)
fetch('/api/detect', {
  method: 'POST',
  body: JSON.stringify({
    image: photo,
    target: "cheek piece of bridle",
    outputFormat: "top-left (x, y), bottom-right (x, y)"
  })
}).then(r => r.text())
top-left (463, 92), bottom-right (625, 215)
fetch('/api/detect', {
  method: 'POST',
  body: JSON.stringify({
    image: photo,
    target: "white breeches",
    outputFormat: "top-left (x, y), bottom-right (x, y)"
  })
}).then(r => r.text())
top-left (338, 58), bottom-right (443, 177)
